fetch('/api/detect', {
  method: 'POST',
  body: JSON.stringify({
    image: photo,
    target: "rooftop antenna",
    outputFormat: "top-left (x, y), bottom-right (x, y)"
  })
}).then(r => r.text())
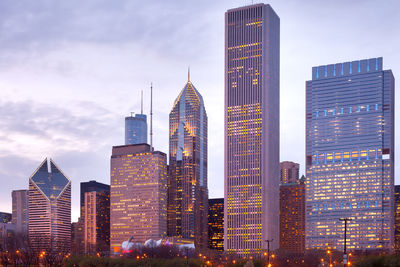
top-left (188, 66), bottom-right (190, 82)
top-left (150, 83), bottom-right (153, 151)
top-left (141, 90), bottom-right (143, 114)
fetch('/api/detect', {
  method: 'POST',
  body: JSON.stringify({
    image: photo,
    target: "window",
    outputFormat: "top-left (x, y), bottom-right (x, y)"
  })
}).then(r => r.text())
top-left (341, 108), bottom-right (344, 114)
top-left (349, 107), bottom-right (352, 113)
top-left (366, 105), bottom-right (369, 111)
top-left (316, 67), bottom-right (319, 78)
top-left (324, 110), bottom-right (327, 116)
top-left (332, 109), bottom-right (336, 115)
top-left (375, 104), bottom-right (378, 110)
top-left (366, 201), bottom-right (369, 208)
top-left (374, 200), bottom-right (378, 207)
top-left (349, 62), bottom-right (352, 74)
top-left (340, 203), bottom-right (344, 209)
top-left (357, 202), bottom-right (361, 208)
top-left (315, 204), bottom-right (319, 211)
top-left (333, 65), bottom-right (336, 76)
top-left (316, 111), bottom-right (319, 117)
top-left (325, 66), bottom-right (327, 77)
top-left (358, 106), bottom-right (361, 112)
top-left (332, 203), bottom-right (335, 209)
top-left (341, 63), bottom-right (344, 75)
top-left (324, 204), bottom-right (327, 211)
top-left (367, 60), bottom-right (370, 71)
top-left (375, 58), bottom-right (378, 70)
top-left (348, 203), bottom-right (352, 209)
top-left (358, 61), bottom-right (361, 72)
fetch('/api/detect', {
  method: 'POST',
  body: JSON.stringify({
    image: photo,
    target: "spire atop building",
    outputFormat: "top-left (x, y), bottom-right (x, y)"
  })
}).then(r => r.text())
top-left (188, 66), bottom-right (190, 83)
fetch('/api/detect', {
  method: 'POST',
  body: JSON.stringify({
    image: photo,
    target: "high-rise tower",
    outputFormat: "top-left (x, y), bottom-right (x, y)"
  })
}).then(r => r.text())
top-left (168, 73), bottom-right (208, 248)
top-left (306, 57), bottom-right (394, 251)
top-left (125, 113), bottom-right (147, 145)
top-left (12, 189), bottom-right (29, 235)
top-left (224, 4), bottom-right (280, 256)
top-left (28, 158), bottom-right (71, 254)
top-left (110, 144), bottom-right (167, 253)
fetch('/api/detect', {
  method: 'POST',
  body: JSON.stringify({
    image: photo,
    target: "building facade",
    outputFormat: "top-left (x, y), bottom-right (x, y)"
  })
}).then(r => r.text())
top-left (80, 180), bottom-right (110, 218)
top-left (224, 4), bottom-right (280, 256)
top-left (110, 144), bottom-right (167, 253)
top-left (280, 161), bottom-right (299, 184)
top-left (168, 74), bottom-right (208, 249)
top-left (306, 57), bottom-right (395, 251)
top-left (71, 218), bottom-right (85, 255)
top-left (395, 185), bottom-right (400, 253)
top-left (28, 158), bottom-right (71, 254)
top-left (125, 113), bottom-right (147, 145)
top-left (208, 198), bottom-right (224, 251)
top-left (84, 191), bottom-right (110, 254)
top-left (280, 180), bottom-right (305, 254)
top-left (12, 190), bottom-right (28, 236)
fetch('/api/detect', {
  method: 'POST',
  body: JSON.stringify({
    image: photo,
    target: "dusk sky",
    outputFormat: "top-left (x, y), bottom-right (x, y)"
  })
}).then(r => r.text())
top-left (0, 0), bottom-right (399, 222)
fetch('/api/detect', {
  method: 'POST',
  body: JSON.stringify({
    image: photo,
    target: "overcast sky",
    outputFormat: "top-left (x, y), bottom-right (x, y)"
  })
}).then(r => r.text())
top-left (0, 0), bottom-right (399, 222)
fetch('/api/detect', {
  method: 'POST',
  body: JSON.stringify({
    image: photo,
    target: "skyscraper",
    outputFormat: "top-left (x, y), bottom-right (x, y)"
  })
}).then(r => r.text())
top-left (394, 185), bottom-right (400, 253)
top-left (84, 191), bottom-right (110, 254)
top-left (306, 57), bottom-right (395, 251)
top-left (279, 178), bottom-right (305, 254)
top-left (168, 73), bottom-right (208, 248)
top-left (208, 198), bottom-right (224, 251)
top-left (110, 144), bottom-right (167, 253)
top-left (80, 180), bottom-right (110, 218)
top-left (28, 158), bottom-right (71, 254)
top-left (280, 161), bottom-right (299, 184)
top-left (12, 189), bottom-right (28, 235)
top-left (224, 4), bottom-right (280, 256)
top-left (125, 113), bottom-right (147, 145)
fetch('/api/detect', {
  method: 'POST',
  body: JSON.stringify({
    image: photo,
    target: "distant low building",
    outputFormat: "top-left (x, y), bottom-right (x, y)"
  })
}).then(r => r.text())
top-left (208, 198), bottom-right (224, 251)
top-left (0, 212), bottom-right (12, 224)
top-left (12, 190), bottom-right (28, 236)
top-left (0, 222), bottom-right (15, 251)
top-left (84, 191), bottom-right (110, 254)
top-left (72, 218), bottom-right (84, 255)
top-left (280, 177), bottom-right (305, 254)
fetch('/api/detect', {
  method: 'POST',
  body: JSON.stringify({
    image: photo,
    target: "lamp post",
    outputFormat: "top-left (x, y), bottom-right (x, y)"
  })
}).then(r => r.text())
top-left (339, 218), bottom-right (352, 266)
top-left (265, 239), bottom-right (273, 266)
top-left (327, 250), bottom-right (332, 267)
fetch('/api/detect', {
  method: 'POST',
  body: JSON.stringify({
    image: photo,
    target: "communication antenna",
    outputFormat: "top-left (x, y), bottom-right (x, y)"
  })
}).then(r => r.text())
top-left (150, 83), bottom-right (153, 151)
top-left (141, 90), bottom-right (143, 114)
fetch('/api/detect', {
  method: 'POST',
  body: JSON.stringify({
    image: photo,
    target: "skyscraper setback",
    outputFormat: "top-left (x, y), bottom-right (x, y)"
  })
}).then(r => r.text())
top-left (306, 57), bottom-right (395, 250)
top-left (224, 4), bottom-right (280, 256)
top-left (28, 158), bottom-right (71, 254)
top-left (168, 73), bottom-right (208, 248)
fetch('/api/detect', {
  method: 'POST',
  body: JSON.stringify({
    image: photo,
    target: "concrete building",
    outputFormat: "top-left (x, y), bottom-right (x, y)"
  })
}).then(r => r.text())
top-left (306, 58), bottom-right (395, 251)
top-left (12, 190), bottom-right (28, 235)
top-left (28, 158), bottom-right (71, 254)
top-left (208, 198), bottom-right (224, 251)
top-left (279, 178), bottom-right (305, 254)
top-left (84, 191), bottom-right (110, 254)
top-left (110, 144), bottom-right (167, 254)
top-left (168, 73), bottom-right (208, 249)
top-left (80, 180), bottom-right (110, 219)
top-left (280, 161), bottom-right (299, 184)
top-left (224, 3), bottom-right (280, 256)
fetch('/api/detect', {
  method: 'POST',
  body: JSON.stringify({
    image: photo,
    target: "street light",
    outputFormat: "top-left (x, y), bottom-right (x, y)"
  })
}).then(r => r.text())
top-left (265, 239), bottom-right (273, 267)
top-left (327, 250), bottom-right (332, 266)
top-left (339, 218), bottom-right (352, 267)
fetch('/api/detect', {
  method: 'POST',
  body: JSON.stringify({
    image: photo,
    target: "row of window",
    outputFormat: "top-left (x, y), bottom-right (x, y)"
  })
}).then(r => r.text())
top-left (315, 104), bottom-right (379, 117)
top-left (313, 148), bottom-right (381, 164)
top-left (314, 200), bottom-right (379, 211)
top-left (316, 58), bottom-right (379, 78)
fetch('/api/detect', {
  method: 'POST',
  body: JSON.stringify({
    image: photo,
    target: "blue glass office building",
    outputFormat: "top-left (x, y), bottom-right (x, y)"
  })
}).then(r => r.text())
top-left (306, 57), bottom-right (395, 251)
top-left (125, 114), bottom-right (147, 145)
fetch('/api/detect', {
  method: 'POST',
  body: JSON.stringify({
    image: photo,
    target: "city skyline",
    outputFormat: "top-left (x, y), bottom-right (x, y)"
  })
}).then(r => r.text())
top-left (0, 0), bottom-right (399, 223)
